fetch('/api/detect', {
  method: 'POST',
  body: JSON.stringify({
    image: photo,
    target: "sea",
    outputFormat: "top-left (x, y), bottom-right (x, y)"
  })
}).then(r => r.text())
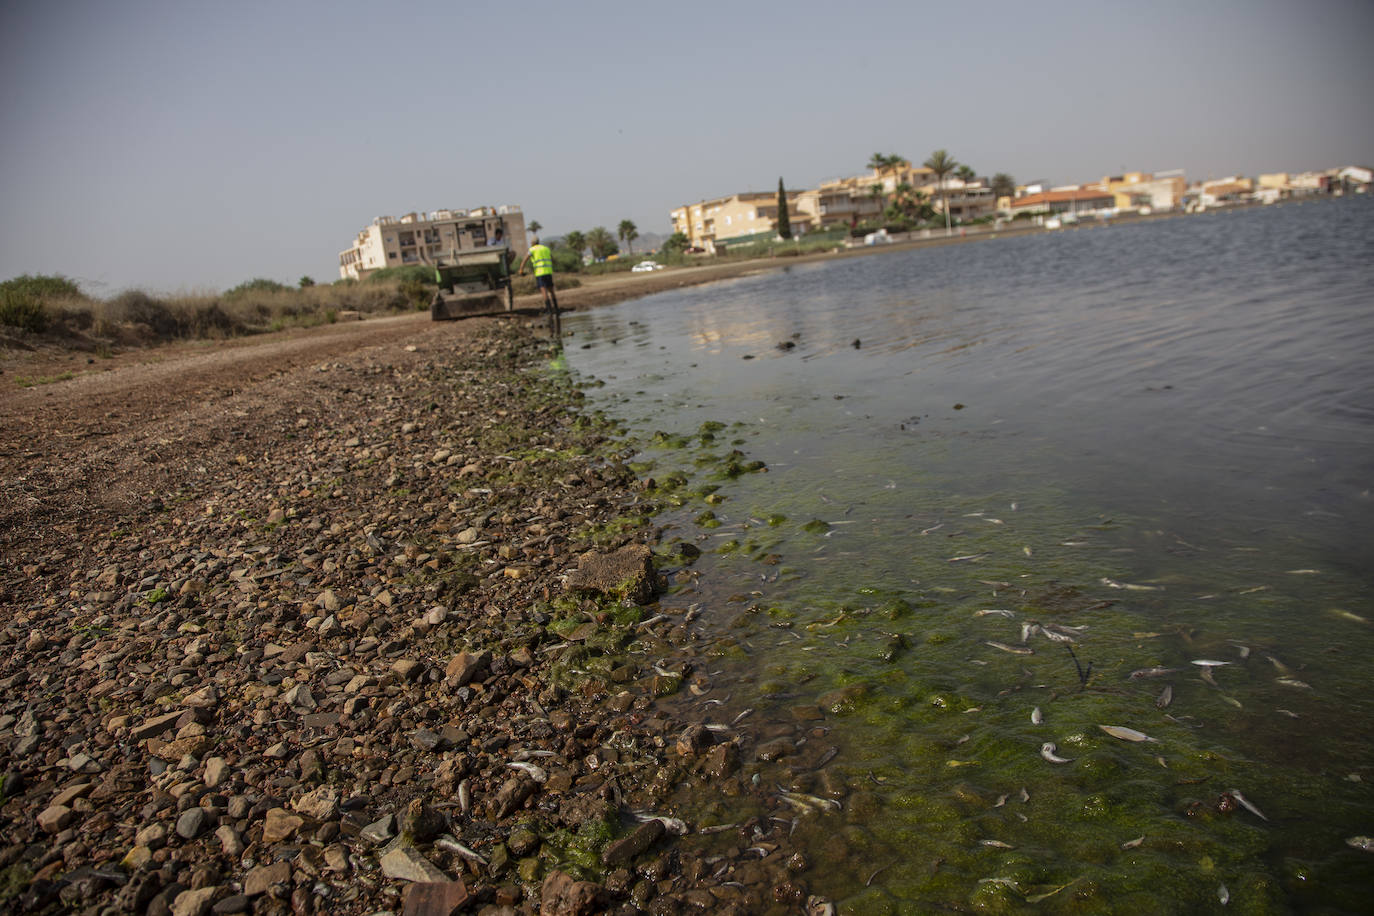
top-left (562, 197), bottom-right (1374, 913)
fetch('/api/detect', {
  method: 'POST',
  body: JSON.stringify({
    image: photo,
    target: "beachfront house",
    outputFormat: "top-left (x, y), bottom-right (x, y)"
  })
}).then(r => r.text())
top-left (338, 206), bottom-right (527, 281)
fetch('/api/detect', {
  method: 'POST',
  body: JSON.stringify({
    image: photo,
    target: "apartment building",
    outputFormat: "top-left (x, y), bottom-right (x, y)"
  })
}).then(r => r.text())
top-left (670, 191), bottom-right (800, 252)
top-left (338, 205), bottom-right (527, 280)
top-left (1001, 187), bottom-right (1118, 217)
top-left (1103, 170), bottom-right (1186, 210)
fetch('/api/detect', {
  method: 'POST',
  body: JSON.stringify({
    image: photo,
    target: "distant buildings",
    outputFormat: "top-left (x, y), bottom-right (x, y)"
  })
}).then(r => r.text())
top-left (338, 206), bottom-right (527, 281)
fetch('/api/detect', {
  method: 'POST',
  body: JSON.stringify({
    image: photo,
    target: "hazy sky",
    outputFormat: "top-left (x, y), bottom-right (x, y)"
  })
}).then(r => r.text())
top-left (2, 0), bottom-right (1371, 294)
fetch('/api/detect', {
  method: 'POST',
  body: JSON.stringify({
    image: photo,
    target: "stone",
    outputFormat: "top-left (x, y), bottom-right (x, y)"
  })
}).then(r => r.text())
top-left (121, 845), bottom-right (154, 870)
top-left (211, 895), bottom-right (249, 914)
top-left (171, 886), bottom-right (219, 916)
top-left (203, 757), bottom-right (230, 789)
top-left (400, 799), bottom-right (445, 842)
top-left (360, 814), bottom-right (396, 845)
top-left (215, 825), bottom-right (244, 856)
top-left (176, 807), bottom-right (210, 839)
top-left (444, 650), bottom-right (490, 687)
top-left (756, 738), bottom-right (794, 762)
top-left (292, 786), bottom-right (339, 821)
top-left (703, 742), bottom-right (740, 778)
top-left (379, 845), bottom-right (450, 883)
top-left (563, 544), bottom-right (659, 604)
top-left (183, 685), bottom-right (220, 709)
top-left (261, 807), bottom-right (304, 844)
top-left (601, 819), bottom-right (664, 866)
top-left (242, 860), bottom-right (291, 897)
top-left (136, 822), bottom-right (169, 848)
top-left (675, 724), bottom-right (712, 757)
top-left (37, 804), bottom-right (75, 834)
top-left (132, 710), bottom-right (184, 741)
top-left (540, 870), bottom-right (605, 916)
top-left (493, 777), bottom-right (536, 818)
top-left (282, 684), bottom-right (316, 710)
top-left (400, 880), bottom-right (469, 916)
top-left (51, 782), bottom-right (95, 808)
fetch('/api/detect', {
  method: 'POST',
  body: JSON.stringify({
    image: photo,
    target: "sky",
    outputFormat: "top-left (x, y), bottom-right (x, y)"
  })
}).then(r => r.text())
top-left (2, 0), bottom-right (1371, 295)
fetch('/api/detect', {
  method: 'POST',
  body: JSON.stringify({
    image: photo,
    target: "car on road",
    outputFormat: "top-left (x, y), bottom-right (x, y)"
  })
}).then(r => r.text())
top-left (631, 260), bottom-right (664, 273)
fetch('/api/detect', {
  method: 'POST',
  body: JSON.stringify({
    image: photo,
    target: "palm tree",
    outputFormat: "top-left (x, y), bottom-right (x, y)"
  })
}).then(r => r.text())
top-left (586, 226), bottom-right (617, 261)
top-left (868, 182), bottom-right (886, 219)
top-left (563, 230), bottom-right (586, 260)
top-left (528, 220), bottom-right (543, 236)
top-left (617, 220), bottom-right (638, 255)
top-left (955, 165), bottom-right (977, 184)
top-left (991, 173), bottom-right (1016, 200)
top-left (924, 149), bottom-right (959, 235)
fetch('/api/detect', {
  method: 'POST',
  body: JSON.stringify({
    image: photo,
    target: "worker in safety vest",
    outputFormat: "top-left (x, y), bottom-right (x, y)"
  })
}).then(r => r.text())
top-left (518, 237), bottom-right (558, 315)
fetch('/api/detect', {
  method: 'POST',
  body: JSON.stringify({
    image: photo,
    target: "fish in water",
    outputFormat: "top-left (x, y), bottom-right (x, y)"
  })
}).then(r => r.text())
top-left (1099, 725), bottom-right (1158, 743)
top-left (1121, 836), bottom-right (1145, 850)
top-left (1041, 742), bottom-right (1072, 764)
top-left (1346, 836), bottom-right (1374, 852)
top-left (1191, 659), bottom-right (1232, 667)
top-left (1031, 706), bottom-right (1044, 725)
top-left (1329, 609), bottom-right (1369, 625)
top-left (1156, 685), bottom-right (1173, 709)
top-left (1129, 667), bottom-right (1178, 679)
top-left (1101, 577), bottom-right (1162, 591)
top-left (1276, 676), bottom-right (1312, 689)
top-left (975, 608), bottom-right (1015, 618)
top-left (986, 641), bottom-right (1033, 655)
top-left (1219, 884), bottom-right (1230, 905)
top-left (1227, 789), bottom-right (1268, 822)
top-left (979, 839), bottom-right (1014, 848)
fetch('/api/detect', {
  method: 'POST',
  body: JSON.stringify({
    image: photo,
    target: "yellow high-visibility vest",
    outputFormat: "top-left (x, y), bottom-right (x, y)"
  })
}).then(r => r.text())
top-left (530, 244), bottom-right (553, 277)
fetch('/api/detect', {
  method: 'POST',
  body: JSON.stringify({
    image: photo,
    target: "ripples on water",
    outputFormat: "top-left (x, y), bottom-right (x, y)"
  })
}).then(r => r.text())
top-left (566, 199), bottom-right (1374, 912)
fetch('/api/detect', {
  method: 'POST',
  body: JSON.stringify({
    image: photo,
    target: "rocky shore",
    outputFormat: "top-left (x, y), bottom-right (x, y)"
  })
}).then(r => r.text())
top-left (0, 318), bottom-right (834, 915)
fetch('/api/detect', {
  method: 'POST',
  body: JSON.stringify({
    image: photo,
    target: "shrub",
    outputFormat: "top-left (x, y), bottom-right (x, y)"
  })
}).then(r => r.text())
top-left (224, 278), bottom-right (291, 298)
top-left (0, 273), bottom-right (82, 300)
top-left (106, 291), bottom-right (181, 337)
top-left (0, 289), bottom-right (48, 332)
top-left (365, 265), bottom-right (435, 286)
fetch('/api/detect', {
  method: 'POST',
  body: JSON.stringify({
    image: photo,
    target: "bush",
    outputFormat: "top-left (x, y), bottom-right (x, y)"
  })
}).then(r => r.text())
top-left (365, 265), bottom-right (436, 286)
top-left (106, 291), bottom-right (181, 337)
top-left (550, 248), bottom-right (582, 274)
top-left (0, 289), bottom-right (48, 332)
top-left (224, 278), bottom-right (291, 298)
top-left (0, 273), bottom-right (82, 300)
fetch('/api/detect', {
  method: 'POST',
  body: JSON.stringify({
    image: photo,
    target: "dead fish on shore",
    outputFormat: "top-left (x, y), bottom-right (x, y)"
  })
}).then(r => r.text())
top-left (777, 789), bottom-right (841, 814)
top-left (975, 609), bottom-right (1015, 618)
top-left (1040, 742), bottom-right (1072, 764)
top-left (949, 552), bottom-right (990, 563)
top-left (629, 811), bottom-right (691, 834)
top-left (1121, 836), bottom-right (1145, 850)
top-left (986, 641), bottom-right (1033, 655)
top-left (1227, 789), bottom-right (1269, 822)
top-left (436, 834), bottom-right (489, 866)
top-left (1099, 725), bottom-right (1158, 743)
top-left (1218, 884), bottom-right (1230, 905)
top-left (1156, 685), bottom-right (1174, 709)
top-left (1276, 676), bottom-right (1312, 689)
top-left (507, 761), bottom-right (548, 783)
top-left (1345, 836), bottom-right (1374, 852)
top-left (1031, 706), bottom-right (1044, 725)
top-left (979, 839), bottom-right (1015, 849)
top-left (1101, 577), bottom-right (1162, 591)
top-left (1129, 667), bottom-right (1179, 679)
top-left (1199, 667), bottom-right (1219, 688)
top-left (920, 523), bottom-right (944, 535)
top-left (1330, 608), bottom-right (1369, 625)
top-left (1191, 659), bottom-right (1232, 667)
top-left (1038, 623), bottom-right (1082, 643)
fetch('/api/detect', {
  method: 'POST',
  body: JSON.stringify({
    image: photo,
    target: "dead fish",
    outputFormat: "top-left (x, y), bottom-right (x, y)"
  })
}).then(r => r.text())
top-left (993, 794), bottom-right (1008, 808)
top-left (1121, 836), bottom-right (1145, 850)
top-left (1099, 725), bottom-right (1158, 743)
top-left (1219, 883), bottom-right (1230, 905)
top-left (1041, 742), bottom-right (1072, 764)
top-left (1019, 787), bottom-right (1030, 803)
top-left (986, 641), bottom-right (1033, 655)
top-left (779, 789), bottom-right (841, 812)
top-left (979, 839), bottom-right (1014, 848)
top-left (1199, 667), bottom-right (1219, 688)
top-left (629, 811), bottom-right (691, 834)
top-left (1267, 655), bottom-right (1295, 676)
top-left (1221, 694), bottom-right (1243, 709)
top-left (1191, 659), bottom-right (1232, 667)
top-left (1023, 546), bottom-right (1033, 557)
top-left (1101, 577), bottom-right (1162, 591)
top-left (436, 834), bottom-right (488, 865)
top-left (1276, 676), bottom-right (1312, 689)
top-left (1156, 685), bottom-right (1174, 709)
top-left (919, 523), bottom-right (944, 535)
top-left (1227, 789), bottom-right (1269, 822)
top-left (732, 707), bottom-right (754, 725)
top-left (1287, 569), bottom-right (1320, 575)
top-left (1345, 836), bottom-right (1374, 852)
top-left (1276, 708), bottom-right (1300, 718)
top-left (1020, 622), bottom-right (1037, 643)
top-left (974, 609), bottom-right (1015, 618)
top-left (508, 761), bottom-right (547, 783)
top-left (457, 778), bottom-right (471, 816)
top-left (1038, 625), bottom-right (1078, 644)
top-left (1030, 706), bottom-right (1043, 725)
top-left (949, 552), bottom-right (990, 563)
top-left (1330, 609), bottom-right (1369, 625)
top-left (1129, 667), bottom-right (1178, 679)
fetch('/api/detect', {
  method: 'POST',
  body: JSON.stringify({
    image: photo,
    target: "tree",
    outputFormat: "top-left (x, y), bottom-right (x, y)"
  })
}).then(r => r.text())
top-left (776, 177), bottom-right (792, 240)
top-left (617, 220), bottom-right (639, 255)
top-left (662, 231), bottom-right (689, 254)
top-left (298, 275), bottom-right (315, 288)
top-left (563, 230), bottom-right (586, 259)
top-left (991, 173), bottom-right (1016, 200)
top-left (528, 220), bottom-right (543, 236)
top-left (586, 226), bottom-right (618, 260)
top-left (924, 149), bottom-right (959, 235)
top-left (956, 164), bottom-right (977, 184)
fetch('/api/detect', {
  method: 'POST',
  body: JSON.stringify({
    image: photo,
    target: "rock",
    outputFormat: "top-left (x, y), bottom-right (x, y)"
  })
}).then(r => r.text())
top-left (703, 742), bottom-right (740, 778)
top-left (400, 880), bottom-right (469, 916)
top-left (282, 684), bottom-right (316, 711)
top-left (360, 814), bottom-right (396, 845)
top-left (171, 886), bottom-right (219, 916)
top-left (176, 807), bottom-right (210, 839)
top-left (121, 845), bottom-right (154, 870)
top-left (203, 757), bottom-right (230, 789)
top-left (37, 804), bottom-right (75, 834)
top-left (601, 819), bottom-right (664, 866)
top-left (136, 822), bottom-right (169, 848)
top-left (444, 651), bottom-right (490, 687)
top-left (493, 777), bottom-right (536, 818)
top-left (211, 895), bottom-right (249, 914)
top-left (818, 684), bottom-right (868, 715)
top-left (183, 685), bottom-right (220, 709)
top-left (540, 870), bottom-right (606, 916)
top-left (242, 860), bottom-right (291, 898)
top-left (261, 807), bottom-right (304, 844)
top-left (564, 545), bottom-right (659, 604)
top-left (675, 724), bottom-right (712, 757)
top-left (392, 658), bottom-right (423, 682)
top-left (215, 825), bottom-right (244, 857)
top-left (756, 738), bottom-right (794, 762)
top-left (400, 799), bottom-right (446, 843)
top-left (379, 845), bottom-right (450, 883)
top-left (292, 786), bottom-right (339, 821)
top-left (132, 710), bottom-right (184, 741)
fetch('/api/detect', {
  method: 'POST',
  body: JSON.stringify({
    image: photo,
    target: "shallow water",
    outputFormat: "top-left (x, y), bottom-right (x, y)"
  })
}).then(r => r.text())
top-left (566, 199), bottom-right (1374, 912)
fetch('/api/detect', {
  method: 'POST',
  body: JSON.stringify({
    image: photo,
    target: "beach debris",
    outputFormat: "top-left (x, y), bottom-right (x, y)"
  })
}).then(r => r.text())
top-left (1066, 645), bottom-right (1093, 687)
top-left (629, 811), bottom-right (691, 835)
top-left (1041, 742), bottom-right (1072, 764)
top-left (1226, 789), bottom-right (1269, 822)
top-left (1031, 706), bottom-right (1043, 725)
top-left (436, 834), bottom-right (489, 866)
top-left (986, 641), bottom-right (1033, 655)
top-left (1121, 836), bottom-right (1145, 850)
top-left (1025, 878), bottom-right (1083, 904)
top-left (1156, 684), bottom-right (1174, 709)
top-left (507, 761), bottom-right (547, 783)
top-left (1345, 836), bottom-right (1374, 852)
top-left (1099, 725), bottom-right (1158, 743)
